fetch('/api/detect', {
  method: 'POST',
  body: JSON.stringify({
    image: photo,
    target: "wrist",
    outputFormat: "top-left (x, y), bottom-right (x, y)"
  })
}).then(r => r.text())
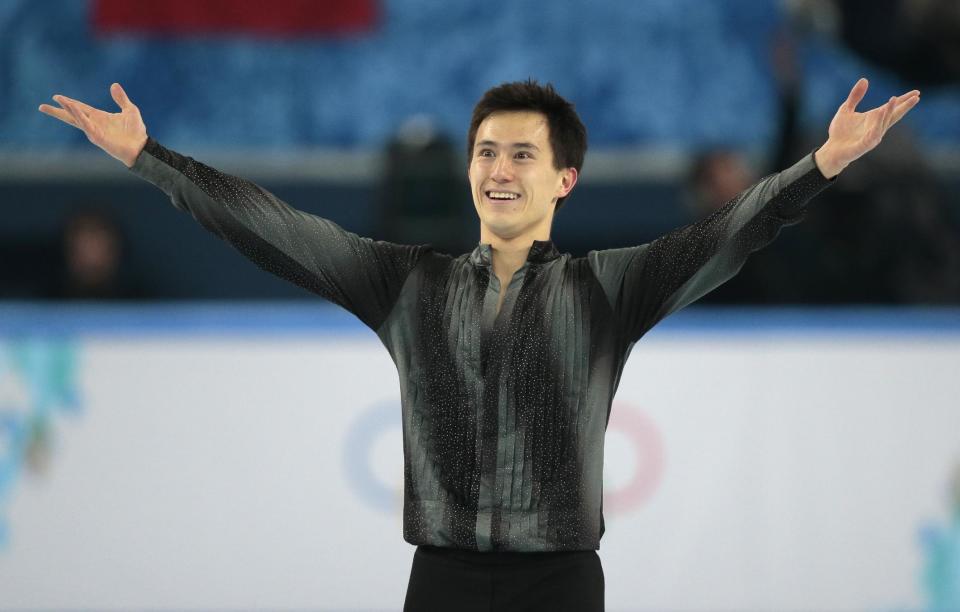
top-left (813, 142), bottom-right (846, 179)
top-left (123, 135), bottom-right (149, 168)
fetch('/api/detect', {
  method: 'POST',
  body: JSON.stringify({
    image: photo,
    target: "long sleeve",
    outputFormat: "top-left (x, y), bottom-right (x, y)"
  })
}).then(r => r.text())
top-left (588, 152), bottom-right (833, 342)
top-left (129, 137), bottom-right (427, 331)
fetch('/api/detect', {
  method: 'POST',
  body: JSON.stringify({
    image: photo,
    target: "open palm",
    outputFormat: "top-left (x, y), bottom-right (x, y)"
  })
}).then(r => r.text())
top-left (38, 83), bottom-right (148, 168)
top-left (823, 78), bottom-right (920, 172)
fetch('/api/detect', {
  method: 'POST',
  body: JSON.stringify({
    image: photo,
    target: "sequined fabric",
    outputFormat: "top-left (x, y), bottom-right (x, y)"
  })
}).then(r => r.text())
top-left (131, 138), bottom-right (832, 552)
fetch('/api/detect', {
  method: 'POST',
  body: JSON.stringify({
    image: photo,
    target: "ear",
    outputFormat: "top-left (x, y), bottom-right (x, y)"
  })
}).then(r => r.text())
top-left (557, 167), bottom-right (578, 199)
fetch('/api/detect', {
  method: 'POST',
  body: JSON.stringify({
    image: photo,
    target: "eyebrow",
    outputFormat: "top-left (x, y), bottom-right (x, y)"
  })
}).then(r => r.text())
top-left (475, 140), bottom-right (541, 151)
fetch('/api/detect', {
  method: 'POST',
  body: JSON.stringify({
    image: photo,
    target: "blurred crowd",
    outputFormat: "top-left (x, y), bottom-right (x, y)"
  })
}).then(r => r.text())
top-left (376, 0), bottom-right (960, 306)
top-left (691, 0), bottom-right (960, 304)
top-left (2, 0), bottom-right (958, 305)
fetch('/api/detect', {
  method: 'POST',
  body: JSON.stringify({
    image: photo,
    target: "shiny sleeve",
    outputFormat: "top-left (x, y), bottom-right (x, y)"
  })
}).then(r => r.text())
top-left (588, 152), bottom-right (833, 341)
top-left (129, 137), bottom-right (427, 331)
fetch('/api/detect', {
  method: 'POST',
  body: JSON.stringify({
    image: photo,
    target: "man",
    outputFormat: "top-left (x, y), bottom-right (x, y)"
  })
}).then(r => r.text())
top-left (40, 78), bottom-right (919, 611)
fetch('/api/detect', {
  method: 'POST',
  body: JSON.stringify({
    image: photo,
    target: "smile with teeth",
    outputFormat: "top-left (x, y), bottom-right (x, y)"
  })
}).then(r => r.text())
top-left (486, 191), bottom-right (520, 200)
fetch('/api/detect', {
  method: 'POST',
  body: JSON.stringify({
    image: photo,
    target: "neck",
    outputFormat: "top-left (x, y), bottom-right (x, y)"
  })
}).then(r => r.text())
top-left (479, 229), bottom-right (550, 280)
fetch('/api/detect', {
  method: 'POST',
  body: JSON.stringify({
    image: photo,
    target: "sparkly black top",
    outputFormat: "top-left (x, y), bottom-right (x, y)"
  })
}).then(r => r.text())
top-left (131, 138), bottom-right (832, 552)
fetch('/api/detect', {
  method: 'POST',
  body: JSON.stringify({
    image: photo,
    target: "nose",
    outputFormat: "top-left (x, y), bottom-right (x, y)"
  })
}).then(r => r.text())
top-left (490, 155), bottom-right (514, 182)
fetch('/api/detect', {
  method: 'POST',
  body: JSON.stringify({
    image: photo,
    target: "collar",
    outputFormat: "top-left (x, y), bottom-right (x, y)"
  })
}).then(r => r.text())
top-left (469, 240), bottom-right (561, 268)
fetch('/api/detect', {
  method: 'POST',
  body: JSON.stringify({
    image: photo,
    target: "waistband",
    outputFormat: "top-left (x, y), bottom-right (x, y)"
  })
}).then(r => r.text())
top-left (415, 544), bottom-right (598, 567)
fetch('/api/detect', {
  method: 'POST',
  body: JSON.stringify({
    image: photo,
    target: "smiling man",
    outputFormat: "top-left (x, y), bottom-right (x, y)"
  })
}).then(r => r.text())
top-left (468, 89), bottom-right (582, 319)
top-left (40, 78), bottom-right (918, 611)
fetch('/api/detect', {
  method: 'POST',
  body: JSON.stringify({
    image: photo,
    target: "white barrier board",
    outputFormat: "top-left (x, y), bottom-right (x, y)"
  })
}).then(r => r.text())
top-left (1, 306), bottom-right (958, 611)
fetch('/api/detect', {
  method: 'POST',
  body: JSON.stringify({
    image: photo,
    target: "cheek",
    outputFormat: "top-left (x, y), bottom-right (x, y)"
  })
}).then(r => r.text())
top-left (468, 167), bottom-right (485, 188)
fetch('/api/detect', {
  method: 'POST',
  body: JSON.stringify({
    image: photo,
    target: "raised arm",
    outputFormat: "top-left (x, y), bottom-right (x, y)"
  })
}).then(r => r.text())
top-left (589, 154), bottom-right (831, 341)
top-left (589, 79), bottom-right (921, 342)
top-left (39, 84), bottom-right (427, 330)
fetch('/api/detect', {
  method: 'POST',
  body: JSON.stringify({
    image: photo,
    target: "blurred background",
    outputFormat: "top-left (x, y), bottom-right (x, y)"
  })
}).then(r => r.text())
top-left (1, 1), bottom-right (960, 610)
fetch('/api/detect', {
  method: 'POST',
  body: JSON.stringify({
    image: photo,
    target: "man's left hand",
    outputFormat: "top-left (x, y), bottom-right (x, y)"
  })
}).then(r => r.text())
top-left (814, 78), bottom-right (920, 179)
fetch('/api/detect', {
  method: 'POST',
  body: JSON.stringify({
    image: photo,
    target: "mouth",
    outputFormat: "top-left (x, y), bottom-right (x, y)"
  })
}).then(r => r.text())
top-left (484, 190), bottom-right (521, 203)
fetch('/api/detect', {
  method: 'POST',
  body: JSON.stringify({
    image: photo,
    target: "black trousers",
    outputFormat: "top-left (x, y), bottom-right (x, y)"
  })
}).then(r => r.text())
top-left (403, 545), bottom-right (605, 612)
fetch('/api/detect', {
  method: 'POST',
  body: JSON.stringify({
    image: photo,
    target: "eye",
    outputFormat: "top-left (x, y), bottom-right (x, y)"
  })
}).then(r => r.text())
top-left (478, 149), bottom-right (495, 158)
top-left (515, 151), bottom-right (532, 160)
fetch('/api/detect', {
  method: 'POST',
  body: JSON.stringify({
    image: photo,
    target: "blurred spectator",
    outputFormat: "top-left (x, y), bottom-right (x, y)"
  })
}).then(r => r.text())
top-left (376, 115), bottom-right (473, 255)
top-left (778, 5), bottom-right (960, 303)
top-left (837, 0), bottom-right (960, 86)
top-left (805, 130), bottom-right (960, 304)
top-left (686, 22), bottom-right (960, 304)
top-left (788, 0), bottom-right (960, 86)
top-left (49, 208), bottom-right (148, 300)
top-left (688, 150), bottom-right (755, 215)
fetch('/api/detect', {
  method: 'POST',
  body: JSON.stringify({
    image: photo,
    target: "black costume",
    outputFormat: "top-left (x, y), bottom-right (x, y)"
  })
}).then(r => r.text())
top-left (131, 138), bottom-right (831, 607)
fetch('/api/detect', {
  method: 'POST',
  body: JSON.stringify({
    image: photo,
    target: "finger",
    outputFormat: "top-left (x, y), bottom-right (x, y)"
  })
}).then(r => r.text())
top-left (866, 101), bottom-right (891, 143)
top-left (60, 98), bottom-right (97, 139)
top-left (871, 91), bottom-right (919, 130)
top-left (38, 103), bottom-right (79, 128)
top-left (60, 99), bottom-right (85, 127)
top-left (882, 96), bottom-right (897, 133)
top-left (842, 77), bottom-right (869, 112)
top-left (895, 89), bottom-right (920, 103)
top-left (53, 94), bottom-right (97, 118)
top-left (888, 93), bottom-right (920, 128)
top-left (110, 82), bottom-right (135, 111)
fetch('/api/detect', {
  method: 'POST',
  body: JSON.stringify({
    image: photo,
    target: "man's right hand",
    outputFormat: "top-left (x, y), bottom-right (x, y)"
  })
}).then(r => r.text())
top-left (38, 83), bottom-right (148, 168)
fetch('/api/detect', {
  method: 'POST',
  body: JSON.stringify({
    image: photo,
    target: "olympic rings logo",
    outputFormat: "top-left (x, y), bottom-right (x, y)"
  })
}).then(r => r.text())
top-left (341, 399), bottom-right (664, 516)
top-left (602, 401), bottom-right (664, 514)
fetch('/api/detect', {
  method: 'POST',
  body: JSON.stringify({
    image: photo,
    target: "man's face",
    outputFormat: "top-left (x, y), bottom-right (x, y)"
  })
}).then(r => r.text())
top-left (468, 111), bottom-right (576, 243)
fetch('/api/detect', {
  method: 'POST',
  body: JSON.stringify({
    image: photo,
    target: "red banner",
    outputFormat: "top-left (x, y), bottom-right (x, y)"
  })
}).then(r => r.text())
top-left (93, 0), bottom-right (378, 37)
